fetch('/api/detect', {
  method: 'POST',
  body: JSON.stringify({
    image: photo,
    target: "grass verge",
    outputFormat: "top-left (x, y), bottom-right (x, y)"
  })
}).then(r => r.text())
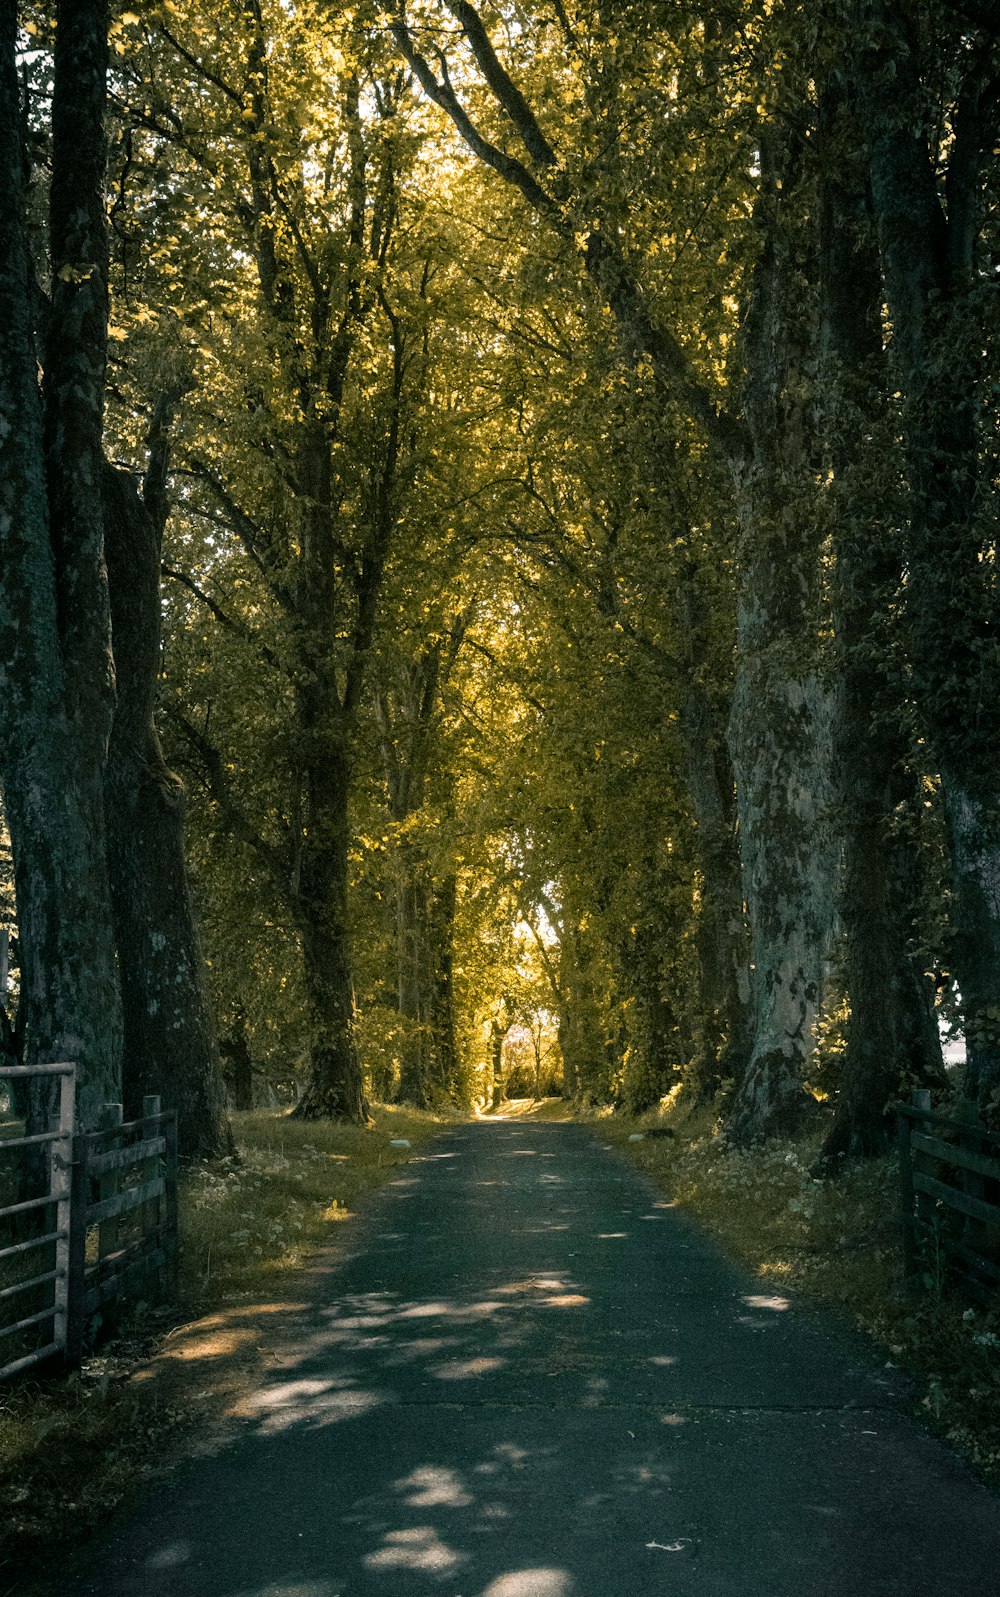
top-left (601, 1098), bottom-right (1000, 1487)
top-left (0, 1102), bottom-right (450, 1597)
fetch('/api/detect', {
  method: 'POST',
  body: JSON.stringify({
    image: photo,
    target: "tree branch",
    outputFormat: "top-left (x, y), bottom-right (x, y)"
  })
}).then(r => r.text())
top-left (388, 8), bottom-right (559, 218)
top-left (389, 3), bottom-right (747, 465)
top-left (161, 564), bottom-right (281, 671)
top-left (444, 0), bottom-right (559, 168)
top-left (171, 707), bottom-right (292, 893)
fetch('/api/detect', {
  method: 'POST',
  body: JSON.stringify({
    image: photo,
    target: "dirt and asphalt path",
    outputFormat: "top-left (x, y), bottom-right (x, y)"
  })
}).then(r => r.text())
top-left (63, 1121), bottom-right (1000, 1596)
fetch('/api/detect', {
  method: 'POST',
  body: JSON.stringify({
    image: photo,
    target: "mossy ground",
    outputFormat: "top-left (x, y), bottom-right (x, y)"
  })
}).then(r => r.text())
top-left (0, 1103), bottom-right (450, 1597)
top-left (602, 1096), bottom-right (1000, 1487)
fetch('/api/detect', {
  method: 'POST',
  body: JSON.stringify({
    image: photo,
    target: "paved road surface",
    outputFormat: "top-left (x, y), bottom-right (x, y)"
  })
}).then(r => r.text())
top-left (65, 1122), bottom-right (1000, 1596)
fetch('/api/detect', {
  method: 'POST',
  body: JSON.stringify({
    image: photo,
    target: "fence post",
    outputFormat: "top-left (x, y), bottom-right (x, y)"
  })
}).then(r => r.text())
top-left (898, 1109), bottom-right (917, 1282)
top-left (64, 1133), bottom-right (88, 1369)
top-left (141, 1095), bottom-right (162, 1295)
top-left (50, 1068), bottom-right (76, 1360)
top-left (162, 1111), bottom-right (179, 1291)
top-left (96, 1102), bottom-right (123, 1265)
top-left (911, 1088), bottom-right (935, 1241)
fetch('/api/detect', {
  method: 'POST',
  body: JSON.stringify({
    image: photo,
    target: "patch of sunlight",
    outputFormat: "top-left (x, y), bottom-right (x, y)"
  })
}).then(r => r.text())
top-left (742, 1293), bottom-right (791, 1311)
top-left (660, 1412), bottom-right (688, 1425)
top-left (496, 1277), bottom-right (571, 1296)
top-left (163, 1326), bottom-right (257, 1360)
top-left (320, 1201), bottom-right (353, 1221)
top-left (434, 1355), bottom-right (507, 1379)
top-left (649, 1355), bottom-right (677, 1367)
top-left (400, 1300), bottom-right (454, 1319)
top-left (242, 1377), bottom-right (387, 1433)
top-left (479, 1570), bottom-right (575, 1596)
top-left (363, 1525), bottom-right (465, 1572)
top-left (396, 1465), bottom-right (474, 1508)
top-left (542, 1293), bottom-right (588, 1307)
top-left (597, 1232), bottom-right (628, 1239)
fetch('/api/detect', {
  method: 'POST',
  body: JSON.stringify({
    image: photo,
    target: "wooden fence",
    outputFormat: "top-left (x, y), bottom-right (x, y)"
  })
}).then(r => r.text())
top-left (897, 1091), bottom-right (1000, 1302)
top-left (71, 1096), bottom-right (178, 1350)
top-left (0, 1064), bottom-right (75, 1380)
top-left (0, 1066), bottom-right (177, 1381)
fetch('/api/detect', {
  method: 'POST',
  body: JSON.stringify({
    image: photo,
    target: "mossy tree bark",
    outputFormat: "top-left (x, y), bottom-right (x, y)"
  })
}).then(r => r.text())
top-left (103, 438), bottom-right (233, 1160)
top-left (723, 127), bottom-right (836, 1145)
top-left (817, 79), bottom-right (945, 1162)
top-left (0, 0), bottom-right (121, 1128)
top-left (855, 2), bottom-right (1000, 1116)
top-left (377, 626), bottom-right (466, 1108)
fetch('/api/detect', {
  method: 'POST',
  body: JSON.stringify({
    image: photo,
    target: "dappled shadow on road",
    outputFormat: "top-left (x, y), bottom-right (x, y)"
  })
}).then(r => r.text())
top-left (71, 1123), bottom-right (1000, 1597)
top-left (114, 1265), bottom-right (687, 1597)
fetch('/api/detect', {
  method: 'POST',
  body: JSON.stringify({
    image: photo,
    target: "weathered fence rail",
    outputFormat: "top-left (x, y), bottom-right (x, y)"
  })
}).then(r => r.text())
top-left (72, 1097), bottom-right (178, 1346)
top-left (1, 1067), bottom-right (177, 1381)
top-left (897, 1094), bottom-right (1000, 1302)
top-left (0, 1064), bottom-right (75, 1381)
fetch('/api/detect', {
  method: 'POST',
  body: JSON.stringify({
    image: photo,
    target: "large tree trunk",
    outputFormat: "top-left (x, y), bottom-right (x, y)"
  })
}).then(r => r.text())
top-left (219, 1013), bottom-right (254, 1111)
top-left (291, 740), bottom-right (369, 1122)
top-left (556, 922), bottom-right (609, 1103)
top-left (941, 778), bottom-right (1000, 1107)
top-left (427, 871), bottom-right (460, 1099)
top-left (376, 641), bottom-right (464, 1110)
top-left (856, 3), bottom-right (1000, 1114)
top-left (0, 1), bottom-right (120, 1127)
top-left (395, 859), bottom-right (430, 1106)
top-left (818, 80), bottom-right (945, 1161)
top-left (103, 462), bottom-right (233, 1159)
top-left (724, 130), bottom-right (837, 1144)
top-left (678, 667), bottom-right (752, 1093)
top-left (726, 601), bottom-right (834, 1142)
top-left (620, 916), bottom-right (682, 1113)
top-left (394, 864), bottom-right (460, 1108)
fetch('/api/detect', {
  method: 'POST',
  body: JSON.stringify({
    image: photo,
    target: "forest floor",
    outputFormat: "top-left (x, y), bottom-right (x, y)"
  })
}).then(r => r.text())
top-left (50, 1117), bottom-right (1000, 1595)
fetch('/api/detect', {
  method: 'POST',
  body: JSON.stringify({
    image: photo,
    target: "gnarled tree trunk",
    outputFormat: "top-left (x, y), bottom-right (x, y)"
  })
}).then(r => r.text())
top-left (817, 78), bottom-right (945, 1161)
top-left (855, 2), bottom-right (1000, 1115)
top-left (0, 0), bottom-right (121, 1128)
top-left (724, 129), bottom-right (837, 1145)
top-left (103, 460), bottom-right (232, 1158)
